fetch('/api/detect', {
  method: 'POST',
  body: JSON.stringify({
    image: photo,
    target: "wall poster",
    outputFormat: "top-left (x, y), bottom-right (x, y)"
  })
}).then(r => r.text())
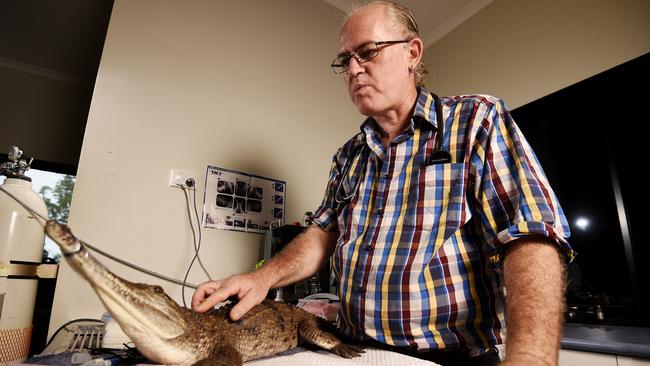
top-left (203, 165), bottom-right (285, 233)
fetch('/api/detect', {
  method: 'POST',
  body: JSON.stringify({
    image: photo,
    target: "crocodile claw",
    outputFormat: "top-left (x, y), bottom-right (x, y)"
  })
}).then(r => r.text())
top-left (330, 343), bottom-right (366, 358)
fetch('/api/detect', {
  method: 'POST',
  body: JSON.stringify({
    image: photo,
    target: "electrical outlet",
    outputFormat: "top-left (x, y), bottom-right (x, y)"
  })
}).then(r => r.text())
top-left (169, 169), bottom-right (198, 188)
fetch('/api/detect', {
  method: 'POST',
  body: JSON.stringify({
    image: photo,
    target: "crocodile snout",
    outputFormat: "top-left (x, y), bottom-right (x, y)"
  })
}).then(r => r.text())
top-left (44, 220), bottom-right (80, 253)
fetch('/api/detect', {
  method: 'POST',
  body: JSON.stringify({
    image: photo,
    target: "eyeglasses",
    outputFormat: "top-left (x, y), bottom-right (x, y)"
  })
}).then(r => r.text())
top-left (330, 40), bottom-right (410, 74)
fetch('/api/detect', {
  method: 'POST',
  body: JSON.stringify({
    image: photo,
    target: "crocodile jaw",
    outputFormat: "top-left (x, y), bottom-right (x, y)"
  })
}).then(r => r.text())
top-left (99, 287), bottom-right (196, 364)
top-left (95, 282), bottom-right (185, 340)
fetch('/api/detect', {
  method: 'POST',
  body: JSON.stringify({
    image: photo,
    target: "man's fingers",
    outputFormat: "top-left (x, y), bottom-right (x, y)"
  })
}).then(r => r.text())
top-left (191, 281), bottom-right (223, 311)
top-left (191, 287), bottom-right (208, 309)
top-left (230, 292), bottom-right (260, 321)
top-left (194, 284), bottom-right (240, 312)
top-left (191, 274), bottom-right (268, 316)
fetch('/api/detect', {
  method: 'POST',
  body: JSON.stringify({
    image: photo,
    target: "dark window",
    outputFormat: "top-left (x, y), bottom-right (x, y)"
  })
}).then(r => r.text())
top-left (511, 53), bottom-right (649, 326)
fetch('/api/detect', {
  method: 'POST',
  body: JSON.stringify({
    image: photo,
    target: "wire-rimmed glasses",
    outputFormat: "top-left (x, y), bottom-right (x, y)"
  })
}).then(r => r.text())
top-left (330, 40), bottom-right (410, 74)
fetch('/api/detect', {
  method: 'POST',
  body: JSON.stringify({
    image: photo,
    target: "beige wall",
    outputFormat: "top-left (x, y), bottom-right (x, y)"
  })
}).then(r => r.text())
top-left (425, 0), bottom-right (650, 109)
top-left (49, 0), bottom-right (358, 335)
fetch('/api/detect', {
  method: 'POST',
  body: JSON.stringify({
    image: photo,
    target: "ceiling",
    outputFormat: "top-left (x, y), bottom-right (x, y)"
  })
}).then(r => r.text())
top-left (0, 0), bottom-right (114, 87)
top-left (323, 0), bottom-right (493, 48)
top-left (0, 0), bottom-right (114, 172)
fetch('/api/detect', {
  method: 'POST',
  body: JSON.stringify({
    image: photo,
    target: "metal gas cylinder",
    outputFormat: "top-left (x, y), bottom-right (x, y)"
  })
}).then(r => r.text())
top-left (0, 146), bottom-right (49, 363)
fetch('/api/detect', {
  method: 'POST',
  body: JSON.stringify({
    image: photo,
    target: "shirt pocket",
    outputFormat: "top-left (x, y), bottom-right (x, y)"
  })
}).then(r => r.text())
top-left (404, 162), bottom-right (466, 232)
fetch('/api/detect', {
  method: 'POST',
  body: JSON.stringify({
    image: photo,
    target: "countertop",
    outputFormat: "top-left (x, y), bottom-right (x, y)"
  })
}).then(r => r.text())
top-left (561, 323), bottom-right (650, 358)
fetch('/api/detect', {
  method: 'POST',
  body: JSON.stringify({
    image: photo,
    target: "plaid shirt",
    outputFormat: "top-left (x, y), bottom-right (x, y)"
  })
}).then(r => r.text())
top-left (313, 87), bottom-right (573, 352)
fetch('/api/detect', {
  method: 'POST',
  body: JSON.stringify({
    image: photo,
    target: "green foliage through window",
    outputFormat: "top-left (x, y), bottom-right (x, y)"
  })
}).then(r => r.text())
top-left (39, 175), bottom-right (75, 224)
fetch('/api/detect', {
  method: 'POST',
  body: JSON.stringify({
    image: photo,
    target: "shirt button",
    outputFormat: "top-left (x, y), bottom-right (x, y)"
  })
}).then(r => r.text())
top-left (376, 207), bottom-right (384, 215)
top-left (364, 244), bottom-right (373, 251)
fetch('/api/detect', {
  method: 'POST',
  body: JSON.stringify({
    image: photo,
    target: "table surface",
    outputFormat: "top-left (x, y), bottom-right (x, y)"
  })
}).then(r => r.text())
top-left (245, 347), bottom-right (437, 366)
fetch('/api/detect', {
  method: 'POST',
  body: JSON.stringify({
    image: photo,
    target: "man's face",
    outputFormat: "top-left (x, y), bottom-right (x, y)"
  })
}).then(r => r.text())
top-left (338, 6), bottom-right (413, 117)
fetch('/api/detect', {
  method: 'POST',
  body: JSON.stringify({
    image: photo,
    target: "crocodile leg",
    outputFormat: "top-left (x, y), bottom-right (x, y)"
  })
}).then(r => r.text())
top-left (297, 317), bottom-right (365, 358)
top-left (193, 344), bottom-right (243, 366)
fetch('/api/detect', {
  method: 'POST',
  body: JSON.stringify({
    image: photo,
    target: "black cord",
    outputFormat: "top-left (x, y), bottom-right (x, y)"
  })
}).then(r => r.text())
top-left (181, 184), bottom-right (203, 308)
top-left (189, 183), bottom-right (211, 278)
top-left (192, 186), bottom-right (203, 268)
top-left (83, 241), bottom-right (196, 289)
top-left (45, 318), bottom-right (103, 348)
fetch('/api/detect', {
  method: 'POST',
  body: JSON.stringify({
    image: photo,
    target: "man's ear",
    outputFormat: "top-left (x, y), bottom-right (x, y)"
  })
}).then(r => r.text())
top-left (408, 37), bottom-right (424, 66)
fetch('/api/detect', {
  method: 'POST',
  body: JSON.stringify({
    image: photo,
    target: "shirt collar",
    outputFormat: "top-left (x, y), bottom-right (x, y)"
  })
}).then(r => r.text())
top-left (412, 87), bottom-right (439, 130)
top-left (360, 87), bottom-right (439, 138)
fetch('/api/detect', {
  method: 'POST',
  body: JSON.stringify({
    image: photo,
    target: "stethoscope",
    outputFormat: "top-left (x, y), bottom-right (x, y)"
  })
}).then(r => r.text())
top-left (335, 92), bottom-right (451, 204)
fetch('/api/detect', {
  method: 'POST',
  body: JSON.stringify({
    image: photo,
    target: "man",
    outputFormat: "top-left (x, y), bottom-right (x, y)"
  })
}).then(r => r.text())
top-left (193, 2), bottom-right (573, 365)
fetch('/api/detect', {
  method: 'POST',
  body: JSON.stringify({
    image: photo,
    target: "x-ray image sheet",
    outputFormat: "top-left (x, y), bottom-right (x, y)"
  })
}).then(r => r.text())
top-left (203, 165), bottom-right (285, 233)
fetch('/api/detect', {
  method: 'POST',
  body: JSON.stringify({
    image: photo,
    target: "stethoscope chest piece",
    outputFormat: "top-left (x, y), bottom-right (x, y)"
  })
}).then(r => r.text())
top-left (428, 149), bottom-right (452, 165)
top-left (426, 92), bottom-right (452, 165)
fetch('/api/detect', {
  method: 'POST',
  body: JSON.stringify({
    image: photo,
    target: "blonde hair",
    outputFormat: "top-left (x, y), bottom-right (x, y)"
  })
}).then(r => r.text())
top-left (346, 1), bottom-right (428, 87)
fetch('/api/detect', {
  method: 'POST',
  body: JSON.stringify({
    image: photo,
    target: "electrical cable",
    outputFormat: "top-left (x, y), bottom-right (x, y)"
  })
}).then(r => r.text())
top-left (191, 184), bottom-right (210, 279)
top-left (82, 241), bottom-right (196, 289)
top-left (181, 187), bottom-right (197, 308)
top-left (44, 318), bottom-right (103, 349)
top-left (0, 185), bottom-right (196, 289)
top-left (180, 182), bottom-right (209, 308)
top-left (182, 184), bottom-right (211, 279)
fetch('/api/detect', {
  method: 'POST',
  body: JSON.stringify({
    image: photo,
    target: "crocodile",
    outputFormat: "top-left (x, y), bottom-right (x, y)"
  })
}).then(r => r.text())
top-left (44, 220), bottom-right (363, 365)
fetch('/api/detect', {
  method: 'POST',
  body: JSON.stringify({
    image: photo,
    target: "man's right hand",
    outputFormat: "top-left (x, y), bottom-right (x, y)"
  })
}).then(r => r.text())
top-left (192, 226), bottom-right (335, 320)
top-left (191, 271), bottom-right (271, 320)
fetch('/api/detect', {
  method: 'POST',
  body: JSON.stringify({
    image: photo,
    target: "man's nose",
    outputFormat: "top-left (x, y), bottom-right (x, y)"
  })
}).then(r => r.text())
top-left (347, 56), bottom-right (364, 76)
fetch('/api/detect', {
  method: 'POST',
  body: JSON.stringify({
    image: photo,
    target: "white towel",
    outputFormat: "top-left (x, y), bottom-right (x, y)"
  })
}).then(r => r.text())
top-left (101, 315), bottom-right (131, 349)
top-left (246, 347), bottom-right (438, 366)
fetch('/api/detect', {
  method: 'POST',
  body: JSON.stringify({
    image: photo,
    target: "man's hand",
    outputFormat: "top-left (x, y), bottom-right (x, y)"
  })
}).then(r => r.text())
top-left (191, 271), bottom-right (272, 320)
top-left (191, 225), bottom-right (336, 320)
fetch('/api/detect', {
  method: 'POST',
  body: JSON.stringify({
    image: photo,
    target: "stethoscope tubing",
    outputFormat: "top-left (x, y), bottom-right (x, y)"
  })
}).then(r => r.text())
top-left (335, 92), bottom-right (451, 204)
